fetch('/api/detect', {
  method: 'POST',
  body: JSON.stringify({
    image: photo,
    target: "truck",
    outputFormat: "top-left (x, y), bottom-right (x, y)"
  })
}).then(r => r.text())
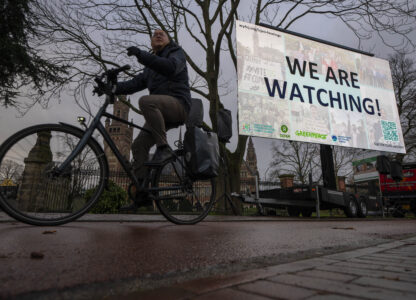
top-left (378, 163), bottom-right (416, 217)
top-left (353, 155), bottom-right (416, 217)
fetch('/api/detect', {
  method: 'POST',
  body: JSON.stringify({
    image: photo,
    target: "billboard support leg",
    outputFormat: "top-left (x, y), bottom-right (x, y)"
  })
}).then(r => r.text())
top-left (316, 185), bottom-right (320, 219)
top-left (320, 145), bottom-right (337, 190)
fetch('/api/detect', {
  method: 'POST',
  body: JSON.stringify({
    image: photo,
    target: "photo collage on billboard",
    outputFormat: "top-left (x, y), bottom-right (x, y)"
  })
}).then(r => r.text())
top-left (237, 24), bottom-right (286, 138)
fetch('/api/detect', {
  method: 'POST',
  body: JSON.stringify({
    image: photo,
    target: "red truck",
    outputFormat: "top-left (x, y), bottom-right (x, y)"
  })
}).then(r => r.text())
top-left (353, 153), bottom-right (416, 217)
top-left (379, 163), bottom-right (416, 217)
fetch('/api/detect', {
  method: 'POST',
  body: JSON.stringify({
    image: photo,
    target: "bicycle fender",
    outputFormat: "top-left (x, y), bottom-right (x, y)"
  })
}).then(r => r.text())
top-left (59, 122), bottom-right (110, 189)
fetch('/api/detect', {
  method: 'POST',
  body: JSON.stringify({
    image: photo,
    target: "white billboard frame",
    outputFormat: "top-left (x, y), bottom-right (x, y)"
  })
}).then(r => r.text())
top-left (236, 20), bottom-right (405, 154)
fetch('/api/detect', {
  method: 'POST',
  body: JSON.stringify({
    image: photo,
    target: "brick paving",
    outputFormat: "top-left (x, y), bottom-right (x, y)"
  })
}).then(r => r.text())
top-left (120, 236), bottom-right (416, 299)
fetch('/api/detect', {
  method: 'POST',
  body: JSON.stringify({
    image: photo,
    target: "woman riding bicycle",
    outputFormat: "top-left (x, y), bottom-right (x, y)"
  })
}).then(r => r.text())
top-left (0, 29), bottom-right (218, 225)
top-left (95, 29), bottom-right (192, 210)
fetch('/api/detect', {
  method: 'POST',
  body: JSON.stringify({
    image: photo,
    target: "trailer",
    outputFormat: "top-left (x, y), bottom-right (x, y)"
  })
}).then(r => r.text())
top-left (236, 182), bottom-right (383, 218)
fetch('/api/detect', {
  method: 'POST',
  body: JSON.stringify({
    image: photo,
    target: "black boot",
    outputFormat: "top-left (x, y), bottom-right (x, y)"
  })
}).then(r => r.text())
top-left (119, 195), bottom-right (153, 212)
top-left (119, 183), bottom-right (153, 213)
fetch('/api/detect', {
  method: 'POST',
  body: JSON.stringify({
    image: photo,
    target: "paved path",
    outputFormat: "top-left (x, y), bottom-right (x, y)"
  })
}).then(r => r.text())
top-left (0, 216), bottom-right (415, 299)
top-left (117, 236), bottom-right (416, 299)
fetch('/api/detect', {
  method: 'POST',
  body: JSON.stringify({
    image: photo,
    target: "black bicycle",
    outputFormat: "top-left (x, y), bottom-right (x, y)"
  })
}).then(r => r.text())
top-left (0, 65), bottom-right (216, 225)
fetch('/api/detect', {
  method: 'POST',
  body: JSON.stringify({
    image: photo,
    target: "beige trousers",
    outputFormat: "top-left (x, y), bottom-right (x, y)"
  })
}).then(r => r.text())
top-left (132, 95), bottom-right (187, 179)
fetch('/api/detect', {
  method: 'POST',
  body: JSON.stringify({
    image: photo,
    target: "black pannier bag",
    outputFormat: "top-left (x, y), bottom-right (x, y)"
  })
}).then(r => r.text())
top-left (183, 98), bottom-right (219, 179)
top-left (217, 108), bottom-right (232, 143)
top-left (184, 127), bottom-right (219, 180)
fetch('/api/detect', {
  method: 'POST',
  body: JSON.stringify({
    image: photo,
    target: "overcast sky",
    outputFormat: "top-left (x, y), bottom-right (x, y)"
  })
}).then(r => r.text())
top-left (1, 9), bottom-right (414, 180)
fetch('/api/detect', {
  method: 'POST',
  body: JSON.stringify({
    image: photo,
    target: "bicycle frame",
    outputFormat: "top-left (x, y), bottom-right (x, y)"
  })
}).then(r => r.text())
top-left (55, 93), bottom-right (189, 195)
top-left (56, 93), bottom-right (150, 188)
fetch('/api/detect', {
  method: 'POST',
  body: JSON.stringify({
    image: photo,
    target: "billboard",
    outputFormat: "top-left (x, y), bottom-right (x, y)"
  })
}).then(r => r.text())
top-left (236, 20), bottom-right (405, 153)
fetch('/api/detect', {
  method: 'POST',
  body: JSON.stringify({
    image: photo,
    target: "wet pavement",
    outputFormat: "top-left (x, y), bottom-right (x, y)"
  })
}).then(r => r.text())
top-left (0, 215), bottom-right (415, 299)
top-left (130, 236), bottom-right (416, 300)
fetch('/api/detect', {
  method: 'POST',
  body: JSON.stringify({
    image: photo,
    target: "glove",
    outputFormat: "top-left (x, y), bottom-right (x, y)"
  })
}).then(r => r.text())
top-left (93, 78), bottom-right (114, 96)
top-left (92, 85), bottom-right (104, 96)
top-left (127, 46), bottom-right (141, 57)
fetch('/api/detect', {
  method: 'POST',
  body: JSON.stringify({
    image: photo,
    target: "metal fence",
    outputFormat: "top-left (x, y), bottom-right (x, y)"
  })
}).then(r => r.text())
top-left (107, 173), bottom-right (263, 215)
top-left (1, 172), bottom-right (382, 218)
top-left (258, 180), bottom-right (281, 191)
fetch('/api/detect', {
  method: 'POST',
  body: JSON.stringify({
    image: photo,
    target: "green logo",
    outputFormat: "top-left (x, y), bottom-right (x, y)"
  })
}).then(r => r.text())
top-left (281, 125), bottom-right (288, 133)
top-left (242, 124), bottom-right (251, 132)
top-left (295, 130), bottom-right (327, 140)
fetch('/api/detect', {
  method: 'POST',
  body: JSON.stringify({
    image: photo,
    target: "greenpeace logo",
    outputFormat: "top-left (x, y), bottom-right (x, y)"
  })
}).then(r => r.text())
top-left (295, 130), bottom-right (327, 140)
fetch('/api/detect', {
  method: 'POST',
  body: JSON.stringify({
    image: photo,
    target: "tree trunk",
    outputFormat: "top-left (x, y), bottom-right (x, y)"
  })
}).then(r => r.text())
top-left (215, 136), bottom-right (247, 215)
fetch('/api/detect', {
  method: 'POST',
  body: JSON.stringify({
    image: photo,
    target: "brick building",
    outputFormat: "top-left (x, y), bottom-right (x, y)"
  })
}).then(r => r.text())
top-left (104, 95), bottom-right (133, 190)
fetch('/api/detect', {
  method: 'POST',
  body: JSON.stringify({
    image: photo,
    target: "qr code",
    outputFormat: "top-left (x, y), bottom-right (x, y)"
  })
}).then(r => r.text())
top-left (381, 120), bottom-right (399, 142)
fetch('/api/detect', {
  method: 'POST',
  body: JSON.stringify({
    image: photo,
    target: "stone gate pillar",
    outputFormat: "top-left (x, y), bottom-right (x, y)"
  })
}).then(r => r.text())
top-left (18, 131), bottom-right (52, 211)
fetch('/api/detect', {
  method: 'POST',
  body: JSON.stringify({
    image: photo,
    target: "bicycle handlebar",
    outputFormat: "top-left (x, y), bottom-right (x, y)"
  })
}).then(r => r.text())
top-left (93, 64), bottom-right (131, 98)
top-left (105, 64), bottom-right (131, 77)
top-left (96, 64), bottom-right (131, 83)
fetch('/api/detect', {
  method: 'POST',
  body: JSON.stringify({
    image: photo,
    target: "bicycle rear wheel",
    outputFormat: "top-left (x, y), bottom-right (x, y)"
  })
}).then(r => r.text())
top-left (0, 124), bottom-right (107, 225)
top-left (152, 154), bottom-right (216, 225)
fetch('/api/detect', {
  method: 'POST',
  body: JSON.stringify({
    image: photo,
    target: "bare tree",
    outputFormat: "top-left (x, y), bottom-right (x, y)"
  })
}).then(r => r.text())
top-left (269, 141), bottom-right (320, 184)
top-left (389, 52), bottom-right (416, 163)
top-left (24, 0), bottom-right (416, 213)
top-left (252, 0), bottom-right (415, 52)
top-left (0, 160), bottom-right (24, 183)
top-left (269, 141), bottom-right (361, 186)
top-left (332, 146), bottom-right (360, 183)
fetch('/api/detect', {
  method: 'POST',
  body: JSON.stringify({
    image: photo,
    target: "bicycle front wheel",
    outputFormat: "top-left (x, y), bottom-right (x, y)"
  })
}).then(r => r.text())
top-left (0, 124), bottom-right (107, 225)
top-left (152, 154), bottom-right (216, 225)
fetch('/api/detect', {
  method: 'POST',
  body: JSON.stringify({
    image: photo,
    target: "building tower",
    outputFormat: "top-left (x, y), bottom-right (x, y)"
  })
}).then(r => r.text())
top-left (240, 137), bottom-right (259, 194)
top-left (245, 137), bottom-right (259, 176)
top-left (104, 95), bottom-right (133, 173)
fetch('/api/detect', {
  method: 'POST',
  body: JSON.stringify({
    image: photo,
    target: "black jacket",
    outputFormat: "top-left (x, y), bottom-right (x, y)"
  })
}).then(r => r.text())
top-left (115, 41), bottom-right (191, 112)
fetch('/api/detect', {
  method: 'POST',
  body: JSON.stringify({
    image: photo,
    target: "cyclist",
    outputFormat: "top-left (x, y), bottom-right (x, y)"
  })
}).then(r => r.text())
top-left (96, 29), bottom-right (191, 210)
